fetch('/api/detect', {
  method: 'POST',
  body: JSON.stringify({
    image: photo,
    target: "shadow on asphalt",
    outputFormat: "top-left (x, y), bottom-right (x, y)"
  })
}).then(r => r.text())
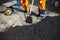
top-left (0, 16), bottom-right (60, 40)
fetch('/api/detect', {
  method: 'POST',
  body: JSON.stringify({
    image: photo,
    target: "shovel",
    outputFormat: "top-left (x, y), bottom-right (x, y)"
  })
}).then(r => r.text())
top-left (26, 0), bottom-right (34, 23)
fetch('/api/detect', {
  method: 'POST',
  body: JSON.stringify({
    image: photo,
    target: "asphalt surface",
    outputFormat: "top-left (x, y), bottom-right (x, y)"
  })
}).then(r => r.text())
top-left (0, 16), bottom-right (60, 40)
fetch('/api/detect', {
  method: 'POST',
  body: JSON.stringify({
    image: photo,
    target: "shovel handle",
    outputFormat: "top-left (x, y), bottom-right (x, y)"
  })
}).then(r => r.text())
top-left (30, 0), bottom-right (34, 14)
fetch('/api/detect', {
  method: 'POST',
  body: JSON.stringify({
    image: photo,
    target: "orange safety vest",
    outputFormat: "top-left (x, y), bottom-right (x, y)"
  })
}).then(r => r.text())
top-left (38, 0), bottom-right (46, 10)
top-left (20, 0), bottom-right (30, 12)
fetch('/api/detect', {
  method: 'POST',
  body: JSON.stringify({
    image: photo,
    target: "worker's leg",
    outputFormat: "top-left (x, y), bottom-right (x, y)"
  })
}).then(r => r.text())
top-left (26, 5), bottom-right (30, 13)
top-left (39, 9), bottom-right (45, 19)
top-left (24, 4), bottom-right (30, 14)
top-left (25, 0), bottom-right (30, 14)
top-left (40, 10), bottom-right (45, 18)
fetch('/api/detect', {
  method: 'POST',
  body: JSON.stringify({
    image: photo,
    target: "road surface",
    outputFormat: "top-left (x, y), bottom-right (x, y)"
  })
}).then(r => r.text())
top-left (0, 0), bottom-right (60, 40)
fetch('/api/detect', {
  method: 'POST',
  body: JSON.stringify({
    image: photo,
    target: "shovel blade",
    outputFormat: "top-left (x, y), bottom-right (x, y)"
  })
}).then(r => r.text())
top-left (26, 16), bottom-right (32, 23)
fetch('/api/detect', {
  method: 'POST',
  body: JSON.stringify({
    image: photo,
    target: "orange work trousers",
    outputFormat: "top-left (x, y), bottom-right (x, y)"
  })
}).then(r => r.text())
top-left (20, 0), bottom-right (30, 12)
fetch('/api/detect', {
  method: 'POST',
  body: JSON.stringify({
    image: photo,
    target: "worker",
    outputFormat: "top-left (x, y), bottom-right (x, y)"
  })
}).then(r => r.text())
top-left (20, 0), bottom-right (30, 13)
top-left (38, 0), bottom-right (47, 19)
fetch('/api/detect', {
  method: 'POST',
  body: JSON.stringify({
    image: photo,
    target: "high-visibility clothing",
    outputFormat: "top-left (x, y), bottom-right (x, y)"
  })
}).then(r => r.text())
top-left (20, 0), bottom-right (30, 12)
top-left (38, 0), bottom-right (46, 10)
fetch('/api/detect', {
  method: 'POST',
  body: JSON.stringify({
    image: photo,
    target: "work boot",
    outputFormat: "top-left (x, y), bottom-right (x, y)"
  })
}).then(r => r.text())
top-left (40, 14), bottom-right (45, 19)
